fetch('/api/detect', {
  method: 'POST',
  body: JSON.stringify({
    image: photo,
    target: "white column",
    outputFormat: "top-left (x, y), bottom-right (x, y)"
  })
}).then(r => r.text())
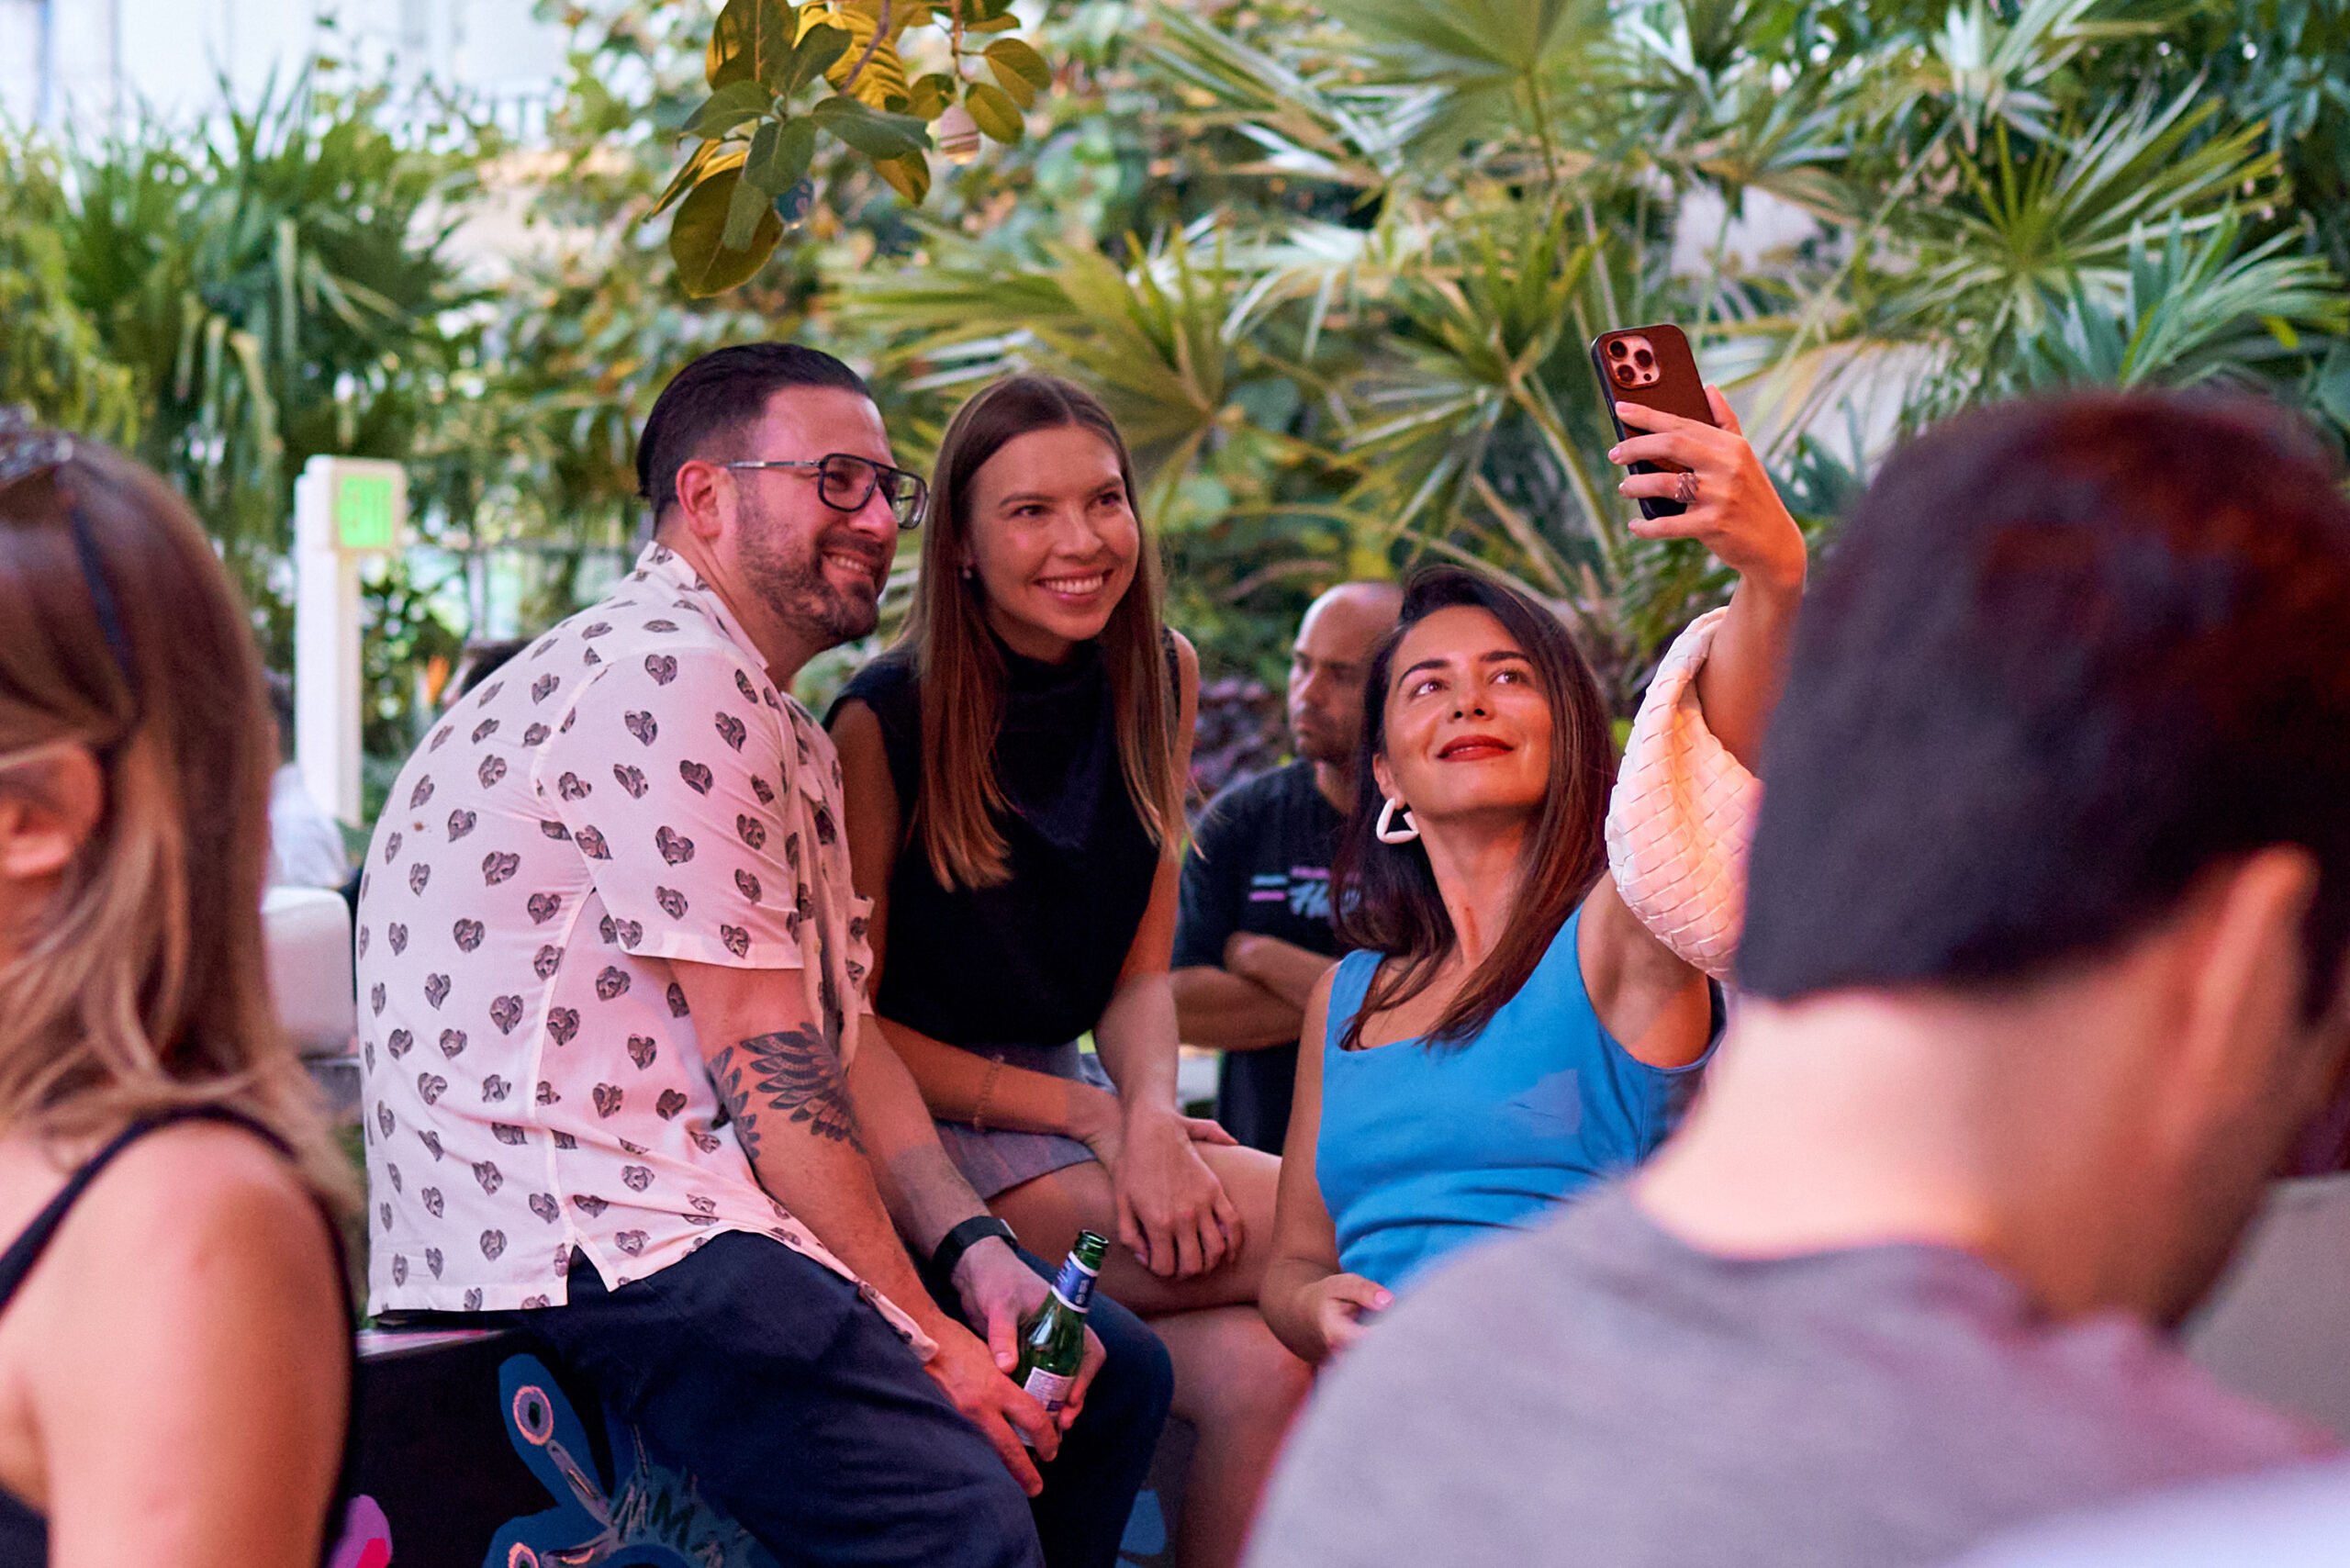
top-left (293, 459), bottom-right (367, 826)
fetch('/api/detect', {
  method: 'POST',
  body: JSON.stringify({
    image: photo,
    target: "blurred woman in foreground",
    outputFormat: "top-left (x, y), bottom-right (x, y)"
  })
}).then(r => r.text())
top-left (0, 411), bottom-right (351, 1564)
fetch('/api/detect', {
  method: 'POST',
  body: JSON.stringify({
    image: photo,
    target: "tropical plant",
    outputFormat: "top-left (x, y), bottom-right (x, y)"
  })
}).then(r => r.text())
top-left (0, 140), bottom-right (140, 442)
top-left (653, 0), bottom-right (1060, 293)
top-left (5, 73), bottom-right (487, 670)
top-left (828, 0), bottom-right (2349, 705)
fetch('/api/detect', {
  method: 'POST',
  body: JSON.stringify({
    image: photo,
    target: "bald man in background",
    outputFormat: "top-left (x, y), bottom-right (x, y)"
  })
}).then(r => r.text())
top-left (1172, 581), bottom-right (1404, 1152)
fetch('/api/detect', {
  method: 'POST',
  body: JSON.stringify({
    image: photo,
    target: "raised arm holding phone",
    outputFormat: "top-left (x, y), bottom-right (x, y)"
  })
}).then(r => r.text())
top-left (1259, 329), bottom-right (1807, 1366)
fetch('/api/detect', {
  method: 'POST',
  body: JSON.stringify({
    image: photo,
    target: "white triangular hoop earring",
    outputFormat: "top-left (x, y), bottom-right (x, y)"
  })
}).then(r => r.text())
top-left (1374, 797), bottom-right (1420, 845)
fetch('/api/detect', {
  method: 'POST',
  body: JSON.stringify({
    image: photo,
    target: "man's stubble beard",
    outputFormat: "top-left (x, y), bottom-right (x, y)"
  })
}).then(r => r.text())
top-left (1292, 713), bottom-right (1359, 769)
top-left (738, 494), bottom-right (886, 650)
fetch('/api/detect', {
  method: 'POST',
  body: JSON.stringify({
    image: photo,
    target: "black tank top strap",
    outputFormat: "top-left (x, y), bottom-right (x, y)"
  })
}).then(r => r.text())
top-left (0, 1105), bottom-right (347, 1566)
top-left (0, 1106), bottom-right (293, 1316)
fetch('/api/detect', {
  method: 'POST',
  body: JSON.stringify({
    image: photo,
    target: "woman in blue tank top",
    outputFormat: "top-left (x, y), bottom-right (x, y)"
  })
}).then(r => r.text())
top-left (1259, 392), bottom-right (1807, 1362)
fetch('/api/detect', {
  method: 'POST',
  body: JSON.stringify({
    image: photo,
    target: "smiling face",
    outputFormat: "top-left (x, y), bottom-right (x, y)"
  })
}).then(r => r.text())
top-left (1371, 605), bottom-right (1554, 829)
top-left (724, 386), bottom-right (901, 646)
top-left (961, 423), bottom-right (1140, 662)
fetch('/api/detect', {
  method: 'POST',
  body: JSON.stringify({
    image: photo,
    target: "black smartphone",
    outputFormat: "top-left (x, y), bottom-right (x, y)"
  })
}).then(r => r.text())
top-left (1590, 324), bottom-right (1716, 520)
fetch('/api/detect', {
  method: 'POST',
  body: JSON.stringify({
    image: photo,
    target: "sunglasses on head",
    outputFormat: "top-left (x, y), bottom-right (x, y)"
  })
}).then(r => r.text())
top-left (0, 408), bottom-right (136, 685)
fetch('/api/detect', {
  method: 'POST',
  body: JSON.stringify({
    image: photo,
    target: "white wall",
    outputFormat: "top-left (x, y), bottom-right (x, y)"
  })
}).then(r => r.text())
top-left (0, 0), bottom-right (568, 136)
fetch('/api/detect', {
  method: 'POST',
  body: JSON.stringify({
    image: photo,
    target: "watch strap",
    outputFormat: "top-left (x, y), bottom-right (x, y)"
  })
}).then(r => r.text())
top-left (929, 1215), bottom-right (1017, 1285)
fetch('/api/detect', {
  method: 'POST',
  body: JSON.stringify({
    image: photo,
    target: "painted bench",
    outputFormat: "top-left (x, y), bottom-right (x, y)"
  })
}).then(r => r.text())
top-left (339, 1327), bottom-right (1190, 1567)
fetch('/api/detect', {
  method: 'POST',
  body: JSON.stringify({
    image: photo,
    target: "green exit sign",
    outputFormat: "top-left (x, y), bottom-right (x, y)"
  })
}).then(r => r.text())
top-left (334, 472), bottom-right (398, 551)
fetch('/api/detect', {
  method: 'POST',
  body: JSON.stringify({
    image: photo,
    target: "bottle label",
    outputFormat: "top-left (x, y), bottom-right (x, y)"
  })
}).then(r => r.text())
top-left (1022, 1365), bottom-right (1077, 1411)
top-left (1050, 1261), bottom-right (1097, 1315)
top-left (1016, 1365), bottom-right (1077, 1447)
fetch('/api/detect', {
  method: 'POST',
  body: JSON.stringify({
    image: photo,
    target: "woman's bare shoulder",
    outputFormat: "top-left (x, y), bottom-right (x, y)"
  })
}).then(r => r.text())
top-left (42, 1119), bottom-right (337, 1300)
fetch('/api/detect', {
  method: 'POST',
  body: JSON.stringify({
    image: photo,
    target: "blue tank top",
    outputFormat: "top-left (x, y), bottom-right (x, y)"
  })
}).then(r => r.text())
top-left (1315, 910), bottom-right (1712, 1294)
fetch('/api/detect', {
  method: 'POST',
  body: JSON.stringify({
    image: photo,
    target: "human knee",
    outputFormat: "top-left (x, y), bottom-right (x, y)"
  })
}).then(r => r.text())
top-left (1190, 1316), bottom-right (1311, 1427)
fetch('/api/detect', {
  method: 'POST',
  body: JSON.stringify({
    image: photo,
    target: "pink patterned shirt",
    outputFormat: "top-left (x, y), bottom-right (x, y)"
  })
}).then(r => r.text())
top-left (356, 543), bottom-right (927, 1351)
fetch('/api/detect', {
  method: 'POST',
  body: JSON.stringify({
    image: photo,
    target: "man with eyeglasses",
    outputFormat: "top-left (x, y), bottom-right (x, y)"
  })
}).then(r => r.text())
top-left (358, 344), bottom-right (1171, 1567)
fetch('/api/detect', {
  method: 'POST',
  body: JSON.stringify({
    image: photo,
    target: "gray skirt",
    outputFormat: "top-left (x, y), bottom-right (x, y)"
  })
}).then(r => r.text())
top-left (934, 1040), bottom-right (1115, 1200)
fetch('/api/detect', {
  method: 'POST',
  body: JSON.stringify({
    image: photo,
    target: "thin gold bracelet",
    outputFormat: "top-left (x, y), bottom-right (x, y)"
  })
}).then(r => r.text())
top-left (971, 1058), bottom-right (1004, 1134)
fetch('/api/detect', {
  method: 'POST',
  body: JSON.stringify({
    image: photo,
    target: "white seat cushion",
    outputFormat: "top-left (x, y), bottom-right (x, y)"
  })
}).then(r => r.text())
top-left (263, 884), bottom-right (355, 1056)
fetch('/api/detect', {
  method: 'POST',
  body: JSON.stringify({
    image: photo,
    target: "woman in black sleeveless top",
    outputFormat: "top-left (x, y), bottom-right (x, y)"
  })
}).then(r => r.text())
top-left (832, 377), bottom-right (1309, 1568)
top-left (0, 419), bottom-right (352, 1564)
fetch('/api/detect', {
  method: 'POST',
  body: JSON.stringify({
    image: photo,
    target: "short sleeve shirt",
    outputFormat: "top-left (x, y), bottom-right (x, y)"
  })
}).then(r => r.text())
top-left (1172, 761), bottom-right (1346, 969)
top-left (1172, 760), bottom-right (1346, 1152)
top-left (1247, 1184), bottom-right (2332, 1568)
top-left (355, 543), bottom-right (925, 1350)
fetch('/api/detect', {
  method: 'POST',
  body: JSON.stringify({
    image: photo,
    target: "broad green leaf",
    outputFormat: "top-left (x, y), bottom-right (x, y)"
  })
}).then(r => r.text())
top-left (821, 0), bottom-right (914, 109)
top-left (872, 151), bottom-right (933, 205)
top-left (1324, 0), bottom-right (1577, 76)
top-left (965, 82), bottom-right (1026, 145)
top-left (965, 14), bottom-right (1022, 31)
top-left (906, 73), bottom-right (955, 120)
top-left (707, 0), bottom-right (800, 90)
top-left (785, 24), bottom-right (852, 96)
top-left (651, 137), bottom-right (732, 218)
top-left (680, 80), bottom-right (776, 141)
top-left (708, 0), bottom-right (755, 86)
top-left (743, 118), bottom-right (819, 197)
top-left (2316, 342), bottom-right (2350, 434)
top-left (986, 58), bottom-right (1037, 110)
top-left (722, 155), bottom-right (775, 250)
top-left (983, 39), bottom-right (1053, 89)
top-left (773, 118), bottom-right (821, 196)
top-left (670, 165), bottom-right (784, 297)
top-left (811, 95), bottom-right (933, 159)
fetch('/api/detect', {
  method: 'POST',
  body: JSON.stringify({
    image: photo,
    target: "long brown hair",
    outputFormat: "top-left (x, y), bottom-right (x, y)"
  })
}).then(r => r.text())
top-left (0, 431), bottom-right (350, 1203)
top-left (899, 375), bottom-right (1183, 890)
top-left (1330, 566), bottom-right (1616, 1050)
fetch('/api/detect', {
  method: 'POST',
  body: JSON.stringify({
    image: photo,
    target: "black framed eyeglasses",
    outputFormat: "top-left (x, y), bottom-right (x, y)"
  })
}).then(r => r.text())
top-left (0, 408), bottom-right (135, 686)
top-left (723, 453), bottom-right (930, 532)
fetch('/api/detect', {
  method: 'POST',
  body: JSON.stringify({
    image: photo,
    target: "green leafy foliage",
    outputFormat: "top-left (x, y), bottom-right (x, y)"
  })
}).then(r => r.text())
top-left (14, 0), bottom-right (2349, 818)
top-left (836, 0), bottom-right (2349, 704)
top-left (3, 73), bottom-right (480, 668)
top-left (663, 0), bottom-right (1069, 293)
top-left (0, 139), bottom-right (140, 441)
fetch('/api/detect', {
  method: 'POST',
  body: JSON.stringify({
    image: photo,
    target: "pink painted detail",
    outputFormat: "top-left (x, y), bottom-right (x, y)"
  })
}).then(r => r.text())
top-left (326, 1494), bottom-right (394, 1568)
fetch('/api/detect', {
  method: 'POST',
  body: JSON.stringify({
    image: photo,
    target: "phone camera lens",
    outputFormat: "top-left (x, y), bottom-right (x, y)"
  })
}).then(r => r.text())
top-left (1614, 364), bottom-right (1639, 387)
top-left (1634, 349), bottom-right (1654, 368)
top-left (1607, 342), bottom-right (1628, 358)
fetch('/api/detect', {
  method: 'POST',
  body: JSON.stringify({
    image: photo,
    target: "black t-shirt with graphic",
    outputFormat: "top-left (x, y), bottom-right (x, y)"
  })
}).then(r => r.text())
top-left (1174, 760), bottom-right (1348, 1152)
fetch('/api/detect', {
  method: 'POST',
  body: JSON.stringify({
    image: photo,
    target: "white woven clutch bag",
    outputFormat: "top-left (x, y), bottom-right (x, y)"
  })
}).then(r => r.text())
top-left (1604, 607), bottom-right (1761, 980)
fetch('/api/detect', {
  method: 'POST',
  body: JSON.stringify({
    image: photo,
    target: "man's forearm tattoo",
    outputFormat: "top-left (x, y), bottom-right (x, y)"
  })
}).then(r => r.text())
top-left (712, 1025), bottom-right (862, 1159)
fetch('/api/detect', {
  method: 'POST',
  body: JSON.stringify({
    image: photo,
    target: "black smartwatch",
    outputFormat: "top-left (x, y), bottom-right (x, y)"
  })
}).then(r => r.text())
top-left (929, 1215), bottom-right (1018, 1285)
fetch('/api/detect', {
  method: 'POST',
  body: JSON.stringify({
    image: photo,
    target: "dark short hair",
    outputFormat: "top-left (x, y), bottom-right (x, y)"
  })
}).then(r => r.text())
top-left (634, 343), bottom-right (870, 518)
top-left (1739, 391), bottom-right (2350, 1019)
top-left (1331, 565), bottom-right (1616, 1049)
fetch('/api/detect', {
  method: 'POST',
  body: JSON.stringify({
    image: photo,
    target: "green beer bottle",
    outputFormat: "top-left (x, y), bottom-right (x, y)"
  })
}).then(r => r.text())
top-left (1013, 1230), bottom-right (1107, 1439)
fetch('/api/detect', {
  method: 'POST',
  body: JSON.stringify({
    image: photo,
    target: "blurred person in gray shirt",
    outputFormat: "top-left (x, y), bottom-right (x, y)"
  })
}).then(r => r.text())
top-left (1953, 1460), bottom-right (2350, 1568)
top-left (1245, 392), bottom-right (2350, 1568)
